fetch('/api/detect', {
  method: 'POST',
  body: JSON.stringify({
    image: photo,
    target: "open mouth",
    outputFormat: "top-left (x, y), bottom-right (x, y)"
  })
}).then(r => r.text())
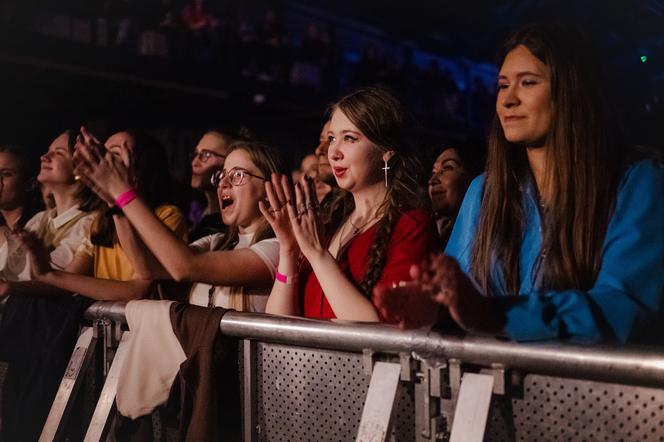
top-left (221, 195), bottom-right (234, 209)
top-left (333, 167), bottom-right (347, 178)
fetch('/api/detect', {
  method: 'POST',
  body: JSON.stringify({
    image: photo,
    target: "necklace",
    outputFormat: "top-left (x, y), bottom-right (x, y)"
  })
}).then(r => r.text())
top-left (349, 215), bottom-right (376, 235)
top-left (335, 210), bottom-right (379, 254)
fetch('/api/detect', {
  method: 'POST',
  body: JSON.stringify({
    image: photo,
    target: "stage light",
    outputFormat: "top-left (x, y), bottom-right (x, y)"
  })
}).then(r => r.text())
top-left (640, 55), bottom-right (648, 63)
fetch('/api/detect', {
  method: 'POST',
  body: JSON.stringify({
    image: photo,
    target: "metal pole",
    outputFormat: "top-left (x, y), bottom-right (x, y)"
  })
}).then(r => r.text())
top-left (83, 303), bottom-right (664, 389)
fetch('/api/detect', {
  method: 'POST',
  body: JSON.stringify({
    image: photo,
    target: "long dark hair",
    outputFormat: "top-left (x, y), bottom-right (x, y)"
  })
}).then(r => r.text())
top-left (91, 130), bottom-right (174, 247)
top-left (470, 23), bottom-right (623, 295)
top-left (61, 129), bottom-right (103, 213)
top-left (329, 86), bottom-right (426, 296)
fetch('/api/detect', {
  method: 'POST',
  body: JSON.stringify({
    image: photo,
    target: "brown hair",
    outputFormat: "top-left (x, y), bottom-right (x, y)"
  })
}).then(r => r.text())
top-left (91, 130), bottom-right (174, 247)
top-left (330, 86), bottom-right (426, 296)
top-left (213, 140), bottom-right (288, 310)
top-left (470, 24), bottom-right (622, 295)
top-left (62, 129), bottom-right (103, 213)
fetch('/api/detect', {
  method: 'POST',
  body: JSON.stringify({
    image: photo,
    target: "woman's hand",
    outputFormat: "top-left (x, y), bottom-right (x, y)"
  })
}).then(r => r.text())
top-left (375, 253), bottom-right (503, 334)
top-left (17, 230), bottom-right (54, 281)
top-left (284, 175), bottom-right (326, 261)
top-left (373, 264), bottom-right (443, 328)
top-left (74, 135), bottom-right (133, 206)
top-left (259, 173), bottom-right (300, 254)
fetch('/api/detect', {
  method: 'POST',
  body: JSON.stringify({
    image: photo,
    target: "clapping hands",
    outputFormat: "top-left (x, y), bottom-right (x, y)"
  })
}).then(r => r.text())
top-left (374, 252), bottom-right (501, 333)
top-left (259, 173), bottom-right (325, 260)
top-left (73, 127), bottom-right (132, 206)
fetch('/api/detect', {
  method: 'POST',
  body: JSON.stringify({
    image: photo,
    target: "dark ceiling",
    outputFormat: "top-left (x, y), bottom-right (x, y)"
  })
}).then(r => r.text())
top-left (301, 0), bottom-right (664, 65)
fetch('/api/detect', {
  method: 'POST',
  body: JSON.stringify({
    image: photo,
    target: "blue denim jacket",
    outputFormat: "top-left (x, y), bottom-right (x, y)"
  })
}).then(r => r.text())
top-left (445, 160), bottom-right (664, 343)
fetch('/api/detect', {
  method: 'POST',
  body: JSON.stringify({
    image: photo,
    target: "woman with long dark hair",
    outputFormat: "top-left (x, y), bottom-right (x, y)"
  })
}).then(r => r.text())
top-left (264, 86), bottom-right (436, 321)
top-left (428, 140), bottom-right (484, 247)
top-left (376, 24), bottom-right (664, 343)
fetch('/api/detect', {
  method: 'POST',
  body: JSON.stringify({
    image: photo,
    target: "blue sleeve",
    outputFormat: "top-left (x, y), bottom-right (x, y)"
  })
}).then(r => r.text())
top-left (444, 174), bottom-right (485, 272)
top-left (503, 161), bottom-right (664, 343)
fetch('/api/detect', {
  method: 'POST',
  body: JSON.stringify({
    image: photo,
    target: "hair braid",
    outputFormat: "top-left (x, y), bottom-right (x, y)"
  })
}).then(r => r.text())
top-left (359, 199), bottom-right (400, 296)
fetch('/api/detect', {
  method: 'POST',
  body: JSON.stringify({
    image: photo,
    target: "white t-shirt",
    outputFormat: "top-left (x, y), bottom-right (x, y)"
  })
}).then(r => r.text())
top-left (187, 233), bottom-right (279, 312)
top-left (0, 206), bottom-right (96, 282)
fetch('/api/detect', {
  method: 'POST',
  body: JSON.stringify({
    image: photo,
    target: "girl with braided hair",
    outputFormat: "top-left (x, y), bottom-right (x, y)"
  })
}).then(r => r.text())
top-left (264, 86), bottom-right (436, 321)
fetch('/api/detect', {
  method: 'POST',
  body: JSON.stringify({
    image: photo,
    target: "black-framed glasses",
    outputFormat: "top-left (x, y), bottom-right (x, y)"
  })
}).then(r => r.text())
top-left (189, 149), bottom-right (226, 163)
top-left (211, 168), bottom-right (266, 187)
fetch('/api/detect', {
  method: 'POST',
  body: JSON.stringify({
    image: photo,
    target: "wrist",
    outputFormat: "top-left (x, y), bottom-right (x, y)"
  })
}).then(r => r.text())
top-left (114, 188), bottom-right (137, 208)
top-left (37, 269), bottom-right (55, 283)
top-left (110, 184), bottom-right (133, 202)
top-left (275, 270), bottom-right (297, 285)
top-left (306, 248), bottom-right (330, 268)
top-left (279, 246), bottom-right (300, 259)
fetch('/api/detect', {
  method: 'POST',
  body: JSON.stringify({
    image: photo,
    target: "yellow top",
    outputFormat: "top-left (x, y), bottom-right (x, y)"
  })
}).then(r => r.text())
top-left (79, 205), bottom-right (187, 281)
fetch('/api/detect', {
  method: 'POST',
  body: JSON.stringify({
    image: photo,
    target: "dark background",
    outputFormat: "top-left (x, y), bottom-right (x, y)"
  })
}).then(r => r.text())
top-left (1, 0), bottom-right (662, 183)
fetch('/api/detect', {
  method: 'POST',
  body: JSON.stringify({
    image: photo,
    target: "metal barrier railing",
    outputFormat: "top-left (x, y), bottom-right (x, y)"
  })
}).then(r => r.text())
top-left (11, 301), bottom-right (664, 441)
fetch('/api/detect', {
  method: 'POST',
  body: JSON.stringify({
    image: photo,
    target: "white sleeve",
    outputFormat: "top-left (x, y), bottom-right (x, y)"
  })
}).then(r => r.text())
top-left (50, 214), bottom-right (96, 270)
top-left (24, 210), bottom-right (46, 233)
top-left (248, 238), bottom-right (280, 278)
top-left (188, 233), bottom-right (226, 253)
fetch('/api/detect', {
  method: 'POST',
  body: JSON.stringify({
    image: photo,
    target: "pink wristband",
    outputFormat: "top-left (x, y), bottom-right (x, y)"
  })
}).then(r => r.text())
top-left (115, 189), bottom-right (137, 208)
top-left (275, 271), bottom-right (296, 285)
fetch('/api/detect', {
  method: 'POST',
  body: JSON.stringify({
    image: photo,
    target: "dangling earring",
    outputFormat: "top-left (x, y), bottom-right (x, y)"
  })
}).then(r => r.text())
top-left (382, 159), bottom-right (389, 188)
top-left (382, 151), bottom-right (395, 188)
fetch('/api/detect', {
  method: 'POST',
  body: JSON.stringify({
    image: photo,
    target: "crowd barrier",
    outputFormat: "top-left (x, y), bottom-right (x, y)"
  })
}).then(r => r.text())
top-left (5, 300), bottom-right (664, 441)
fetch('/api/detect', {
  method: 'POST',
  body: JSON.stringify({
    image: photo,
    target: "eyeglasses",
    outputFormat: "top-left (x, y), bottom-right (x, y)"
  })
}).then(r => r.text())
top-left (211, 168), bottom-right (266, 187)
top-left (189, 149), bottom-right (226, 163)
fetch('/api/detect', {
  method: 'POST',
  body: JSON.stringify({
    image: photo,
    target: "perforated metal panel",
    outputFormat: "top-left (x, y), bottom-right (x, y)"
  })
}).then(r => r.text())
top-left (485, 374), bottom-right (664, 441)
top-left (253, 342), bottom-right (416, 442)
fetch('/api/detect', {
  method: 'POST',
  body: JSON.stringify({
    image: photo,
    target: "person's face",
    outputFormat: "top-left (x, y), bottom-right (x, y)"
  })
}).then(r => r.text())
top-left (327, 109), bottom-right (383, 193)
top-left (105, 131), bottom-right (136, 165)
top-left (215, 149), bottom-right (266, 231)
top-left (191, 132), bottom-right (228, 191)
top-left (0, 152), bottom-right (28, 211)
top-left (38, 133), bottom-right (76, 186)
top-left (300, 154), bottom-right (318, 178)
top-left (314, 120), bottom-right (333, 183)
top-left (428, 148), bottom-right (471, 216)
top-left (496, 45), bottom-right (553, 147)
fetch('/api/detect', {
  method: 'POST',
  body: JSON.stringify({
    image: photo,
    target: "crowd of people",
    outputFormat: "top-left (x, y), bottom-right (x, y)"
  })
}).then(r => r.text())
top-left (0, 22), bottom-right (662, 440)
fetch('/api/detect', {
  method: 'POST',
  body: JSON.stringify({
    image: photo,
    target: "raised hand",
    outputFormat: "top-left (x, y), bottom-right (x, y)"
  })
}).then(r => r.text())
top-left (259, 173), bottom-right (299, 254)
top-left (284, 175), bottom-right (325, 261)
top-left (74, 146), bottom-right (132, 206)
